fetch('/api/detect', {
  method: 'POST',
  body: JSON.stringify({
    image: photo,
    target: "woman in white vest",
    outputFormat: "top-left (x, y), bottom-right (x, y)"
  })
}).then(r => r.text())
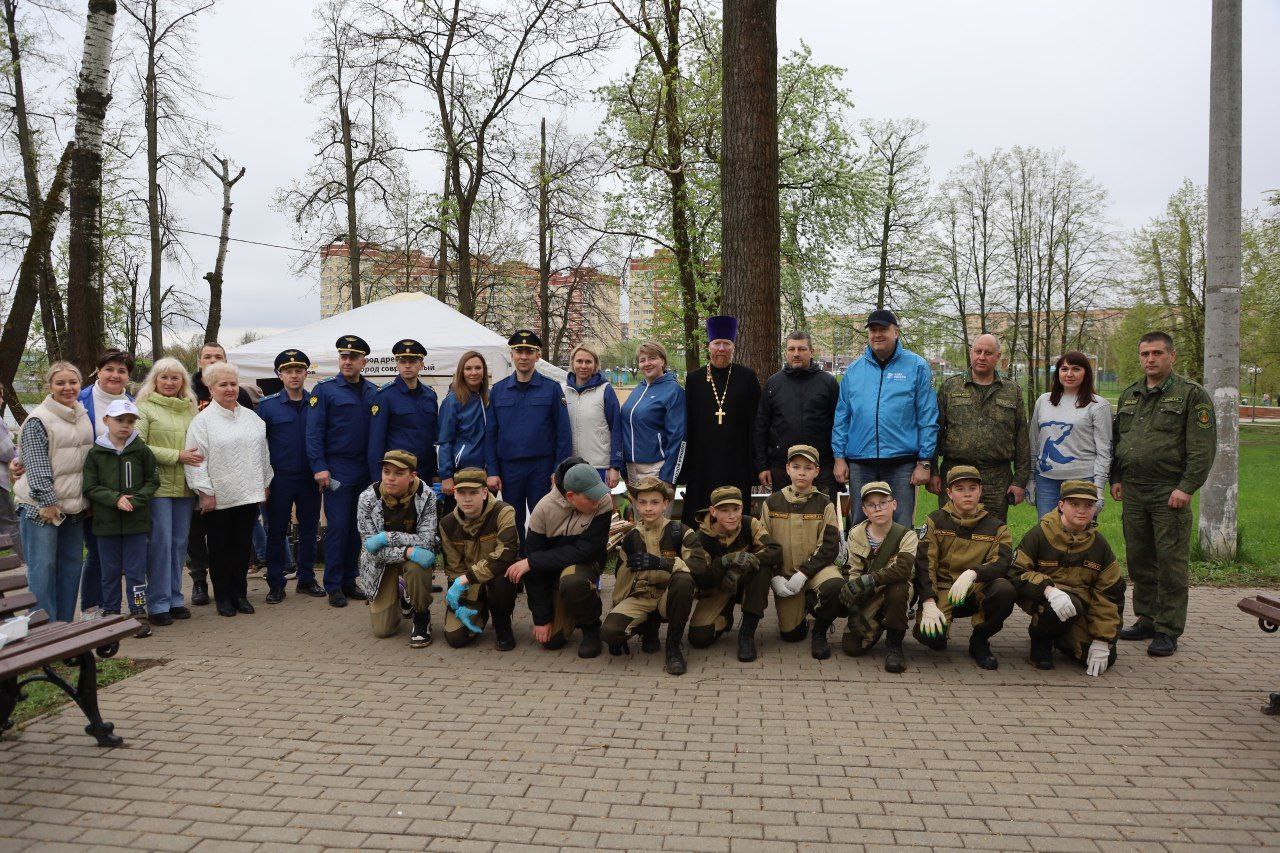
top-left (13, 362), bottom-right (95, 622)
top-left (562, 342), bottom-right (623, 489)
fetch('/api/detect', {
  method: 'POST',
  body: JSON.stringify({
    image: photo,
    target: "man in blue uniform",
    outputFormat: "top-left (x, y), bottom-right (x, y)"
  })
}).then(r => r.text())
top-left (367, 338), bottom-right (440, 484)
top-left (490, 330), bottom-right (573, 540)
top-left (258, 350), bottom-right (325, 604)
top-left (306, 335), bottom-right (379, 607)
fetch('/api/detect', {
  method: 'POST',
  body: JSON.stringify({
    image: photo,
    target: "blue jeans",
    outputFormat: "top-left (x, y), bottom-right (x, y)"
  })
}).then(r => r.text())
top-left (20, 511), bottom-right (86, 622)
top-left (1034, 474), bottom-right (1062, 519)
top-left (846, 459), bottom-right (918, 528)
top-left (98, 531), bottom-right (150, 614)
top-left (81, 527), bottom-right (102, 611)
top-left (148, 497), bottom-right (195, 613)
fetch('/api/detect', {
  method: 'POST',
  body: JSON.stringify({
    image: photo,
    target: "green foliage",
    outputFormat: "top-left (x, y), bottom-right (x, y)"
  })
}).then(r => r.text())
top-left (1105, 300), bottom-right (1167, 387)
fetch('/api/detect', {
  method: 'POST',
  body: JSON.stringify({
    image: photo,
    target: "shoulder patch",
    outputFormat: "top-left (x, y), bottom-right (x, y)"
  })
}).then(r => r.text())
top-left (1195, 403), bottom-right (1212, 429)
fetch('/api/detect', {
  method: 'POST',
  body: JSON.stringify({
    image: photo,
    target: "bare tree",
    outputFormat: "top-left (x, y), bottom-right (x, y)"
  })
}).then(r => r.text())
top-left (1200, 0), bottom-right (1242, 560)
top-left (858, 117), bottom-right (931, 310)
top-left (719, 0), bottom-right (779, 380)
top-left (373, 0), bottom-right (612, 320)
top-left (277, 0), bottom-right (401, 310)
top-left (200, 154), bottom-right (243, 343)
top-left (66, 0), bottom-right (118, 376)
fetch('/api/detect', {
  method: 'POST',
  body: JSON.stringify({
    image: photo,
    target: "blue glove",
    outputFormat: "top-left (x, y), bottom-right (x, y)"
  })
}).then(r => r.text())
top-left (363, 532), bottom-right (389, 553)
top-left (446, 575), bottom-right (469, 611)
top-left (454, 603), bottom-right (483, 634)
top-left (408, 547), bottom-right (436, 568)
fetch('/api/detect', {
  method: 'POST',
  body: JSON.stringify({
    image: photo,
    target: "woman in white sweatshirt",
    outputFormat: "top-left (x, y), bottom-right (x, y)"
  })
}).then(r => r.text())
top-left (1029, 351), bottom-right (1112, 518)
top-left (184, 361), bottom-right (272, 617)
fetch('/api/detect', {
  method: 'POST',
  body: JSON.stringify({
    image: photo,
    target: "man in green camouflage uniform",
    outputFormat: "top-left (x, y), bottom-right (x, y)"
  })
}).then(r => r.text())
top-left (931, 334), bottom-right (1029, 520)
top-left (1111, 331), bottom-right (1216, 658)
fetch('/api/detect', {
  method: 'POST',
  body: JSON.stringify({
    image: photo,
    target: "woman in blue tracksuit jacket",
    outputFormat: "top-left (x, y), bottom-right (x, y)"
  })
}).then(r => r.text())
top-left (619, 341), bottom-right (686, 486)
top-left (437, 351), bottom-right (498, 494)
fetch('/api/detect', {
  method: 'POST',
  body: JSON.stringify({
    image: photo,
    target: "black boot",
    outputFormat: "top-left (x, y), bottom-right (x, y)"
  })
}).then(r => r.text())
top-left (609, 640), bottom-right (630, 656)
top-left (1030, 634), bottom-right (1055, 669)
top-left (235, 597), bottom-right (255, 615)
top-left (968, 631), bottom-right (999, 670)
top-left (737, 613), bottom-right (760, 662)
top-left (1119, 619), bottom-right (1156, 641)
top-left (410, 611), bottom-right (433, 648)
top-left (266, 586), bottom-right (285, 604)
top-left (664, 639), bottom-right (687, 675)
top-left (640, 618), bottom-right (661, 654)
top-left (492, 613), bottom-right (516, 651)
top-left (811, 620), bottom-right (832, 660)
top-left (341, 584), bottom-right (367, 602)
top-left (190, 576), bottom-right (210, 606)
top-left (883, 629), bottom-right (906, 673)
top-left (215, 595), bottom-right (236, 617)
top-left (578, 622), bottom-right (603, 659)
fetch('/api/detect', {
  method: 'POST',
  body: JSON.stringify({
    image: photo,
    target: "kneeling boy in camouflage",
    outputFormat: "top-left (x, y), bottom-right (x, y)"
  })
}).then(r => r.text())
top-left (913, 466), bottom-right (1014, 670)
top-left (601, 477), bottom-right (706, 675)
top-left (1012, 479), bottom-right (1124, 675)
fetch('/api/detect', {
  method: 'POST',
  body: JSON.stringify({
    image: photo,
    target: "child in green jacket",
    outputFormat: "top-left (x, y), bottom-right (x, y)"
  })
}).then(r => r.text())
top-left (83, 400), bottom-right (159, 635)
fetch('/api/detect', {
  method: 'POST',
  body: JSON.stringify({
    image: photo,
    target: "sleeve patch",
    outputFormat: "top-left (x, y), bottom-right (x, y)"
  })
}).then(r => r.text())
top-left (1196, 404), bottom-right (1212, 428)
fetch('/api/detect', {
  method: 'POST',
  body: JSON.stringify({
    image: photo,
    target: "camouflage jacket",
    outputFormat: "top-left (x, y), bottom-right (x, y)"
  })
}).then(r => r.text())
top-left (935, 372), bottom-right (1029, 486)
top-left (1111, 373), bottom-right (1216, 493)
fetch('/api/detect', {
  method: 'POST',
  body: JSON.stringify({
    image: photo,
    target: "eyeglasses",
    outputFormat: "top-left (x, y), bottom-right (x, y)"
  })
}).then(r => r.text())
top-left (863, 501), bottom-right (893, 512)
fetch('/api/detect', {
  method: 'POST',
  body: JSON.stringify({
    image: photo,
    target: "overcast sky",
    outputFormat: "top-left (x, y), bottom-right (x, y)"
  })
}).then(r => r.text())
top-left (139, 0), bottom-right (1280, 340)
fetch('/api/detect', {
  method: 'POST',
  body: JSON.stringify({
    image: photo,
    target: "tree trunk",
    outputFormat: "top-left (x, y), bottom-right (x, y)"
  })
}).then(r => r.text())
top-left (0, 143), bottom-right (73, 421)
top-left (719, 0), bottom-right (779, 380)
top-left (538, 117), bottom-right (551, 348)
top-left (1199, 0), bottom-right (1242, 560)
top-left (144, 0), bottom-right (163, 358)
top-left (66, 0), bottom-right (117, 378)
top-left (339, 101), bottom-right (362, 309)
top-left (875, 172), bottom-right (894, 309)
top-left (201, 157), bottom-right (244, 344)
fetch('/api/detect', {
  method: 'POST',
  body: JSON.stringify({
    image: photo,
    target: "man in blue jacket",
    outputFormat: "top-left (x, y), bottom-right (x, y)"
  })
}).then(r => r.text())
top-left (831, 309), bottom-right (939, 527)
top-left (306, 335), bottom-right (379, 607)
top-left (367, 338), bottom-right (440, 484)
top-left (258, 350), bottom-right (325, 604)
top-left (490, 330), bottom-right (573, 541)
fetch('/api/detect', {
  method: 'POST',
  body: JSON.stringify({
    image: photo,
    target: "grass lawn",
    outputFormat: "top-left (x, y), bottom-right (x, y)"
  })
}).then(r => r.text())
top-left (5, 657), bottom-right (154, 728)
top-left (915, 423), bottom-right (1280, 586)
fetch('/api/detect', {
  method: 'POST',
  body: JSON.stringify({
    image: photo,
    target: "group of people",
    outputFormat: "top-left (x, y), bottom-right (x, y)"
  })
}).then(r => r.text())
top-left (8, 306), bottom-right (1216, 676)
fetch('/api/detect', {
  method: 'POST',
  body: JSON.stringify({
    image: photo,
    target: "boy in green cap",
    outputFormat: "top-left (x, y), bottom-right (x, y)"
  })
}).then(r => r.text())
top-left (1012, 479), bottom-right (1125, 675)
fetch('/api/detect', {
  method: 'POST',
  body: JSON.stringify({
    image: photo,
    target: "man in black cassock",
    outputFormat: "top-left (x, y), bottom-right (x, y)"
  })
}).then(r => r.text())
top-left (680, 316), bottom-right (762, 525)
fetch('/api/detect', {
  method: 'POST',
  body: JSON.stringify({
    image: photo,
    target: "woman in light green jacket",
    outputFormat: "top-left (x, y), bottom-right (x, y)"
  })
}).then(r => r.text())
top-left (136, 357), bottom-right (203, 624)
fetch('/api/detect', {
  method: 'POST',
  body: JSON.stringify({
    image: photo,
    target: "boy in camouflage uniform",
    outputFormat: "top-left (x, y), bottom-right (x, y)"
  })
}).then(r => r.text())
top-left (913, 466), bottom-right (1015, 670)
top-left (689, 486), bottom-right (780, 662)
top-left (1012, 479), bottom-right (1125, 675)
top-left (437, 467), bottom-right (521, 650)
top-left (601, 477), bottom-right (706, 675)
top-left (812, 481), bottom-right (917, 671)
top-left (758, 445), bottom-right (845, 656)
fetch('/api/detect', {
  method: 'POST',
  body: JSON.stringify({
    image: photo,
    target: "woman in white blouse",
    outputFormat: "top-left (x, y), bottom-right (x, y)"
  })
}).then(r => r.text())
top-left (184, 361), bottom-right (273, 617)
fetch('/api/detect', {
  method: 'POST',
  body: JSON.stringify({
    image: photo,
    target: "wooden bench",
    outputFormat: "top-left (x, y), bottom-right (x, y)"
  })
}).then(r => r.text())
top-left (0, 533), bottom-right (141, 747)
top-left (1236, 593), bottom-right (1280, 716)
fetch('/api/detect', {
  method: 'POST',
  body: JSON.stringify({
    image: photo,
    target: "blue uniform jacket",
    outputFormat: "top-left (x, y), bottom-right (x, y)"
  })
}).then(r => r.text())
top-left (437, 390), bottom-right (498, 480)
top-left (619, 369), bottom-right (685, 483)
top-left (305, 373), bottom-right (378, 478)
top-left (831, 341), bottom-right (939, 463)
top-left (367, 376), bottom-right (440, 482)
top-left (78, 386), bottom-right (135, 439)
top-left (490, 370), bottom-right (573, 467)
top-left (257, 389), bottom-right (312, 478)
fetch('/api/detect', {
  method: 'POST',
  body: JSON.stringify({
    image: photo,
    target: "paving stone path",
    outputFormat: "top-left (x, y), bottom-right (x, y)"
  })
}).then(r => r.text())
top-left (2, 580), bottom-right (1279, 851)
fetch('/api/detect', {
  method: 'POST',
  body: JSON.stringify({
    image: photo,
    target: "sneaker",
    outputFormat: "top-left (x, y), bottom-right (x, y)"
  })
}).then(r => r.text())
top-left (284, 568), bottom-right (298, 581)
top-left (79, 607), bottom-right (102, 622)
top-left (129, 611), bottom-right (152, 638)
top-left (1119, 620), bottom-right (1157, 641)
top-left (1147, 633), bottom-right (1177, 657)
top-left (410, 613), bottom-right (433, 648)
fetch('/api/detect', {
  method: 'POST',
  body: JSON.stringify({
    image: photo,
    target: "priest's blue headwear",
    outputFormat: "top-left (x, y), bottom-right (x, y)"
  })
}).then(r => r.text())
top-left (706, 315), bottom-right (738, 343)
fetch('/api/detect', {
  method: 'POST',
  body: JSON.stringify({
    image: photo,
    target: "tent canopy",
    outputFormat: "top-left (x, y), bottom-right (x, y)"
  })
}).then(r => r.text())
top-left (228, 292), bottom-right (565, 397)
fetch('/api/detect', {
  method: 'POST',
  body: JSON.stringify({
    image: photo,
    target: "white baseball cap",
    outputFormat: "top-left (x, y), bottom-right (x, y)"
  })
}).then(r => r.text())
top-left (103, 399), bottom-right (140, 418)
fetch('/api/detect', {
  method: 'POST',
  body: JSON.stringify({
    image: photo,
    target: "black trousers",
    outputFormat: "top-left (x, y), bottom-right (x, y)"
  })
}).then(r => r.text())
top-left (187, 508), bottom-right (208, 581)
top-left (205, 503), bottom-right (257, 606)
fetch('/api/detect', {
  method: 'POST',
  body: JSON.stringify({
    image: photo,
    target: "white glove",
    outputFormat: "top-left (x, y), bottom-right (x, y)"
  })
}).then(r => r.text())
top-left (1086, 639), bottom-right (1111, 677)
top-left (770, 575), bottom-right (795, 598)
top-left (1044, 586), bottom-right (1077, 621)
top-left (783, 571), bottom-right (808, 596)
top-left (919, 599), bottom-right (947, 638)
top-left (946, 569), bottom-right (977, 606)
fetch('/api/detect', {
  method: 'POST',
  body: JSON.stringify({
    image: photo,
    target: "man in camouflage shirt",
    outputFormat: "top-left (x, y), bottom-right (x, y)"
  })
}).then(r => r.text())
top-left (931, 334), bottom-right (1029, 520)
top-left (1111, 332), bottom-right (1216, 658)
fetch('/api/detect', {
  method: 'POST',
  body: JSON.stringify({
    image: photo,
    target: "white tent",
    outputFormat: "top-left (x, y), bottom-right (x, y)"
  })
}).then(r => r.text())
top-left (228, 292), bottom-right (565, 397)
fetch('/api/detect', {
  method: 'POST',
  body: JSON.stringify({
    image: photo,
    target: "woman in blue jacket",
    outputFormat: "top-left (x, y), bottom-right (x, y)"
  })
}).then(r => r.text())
top-left (619, 341), bottom-right (685, 487)
top-left (438, 351), bottom-right (499, 499)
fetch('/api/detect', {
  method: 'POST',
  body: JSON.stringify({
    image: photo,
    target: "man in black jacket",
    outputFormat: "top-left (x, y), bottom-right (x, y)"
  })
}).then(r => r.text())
top-left (755, 331), bottom-right (839, 500)
top-left (505, 458), bottom-right (613, 658)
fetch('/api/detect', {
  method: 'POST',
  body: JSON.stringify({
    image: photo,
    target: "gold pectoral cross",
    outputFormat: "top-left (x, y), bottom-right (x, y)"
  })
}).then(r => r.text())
top-left (715, 408), bottom-right (726, 425)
